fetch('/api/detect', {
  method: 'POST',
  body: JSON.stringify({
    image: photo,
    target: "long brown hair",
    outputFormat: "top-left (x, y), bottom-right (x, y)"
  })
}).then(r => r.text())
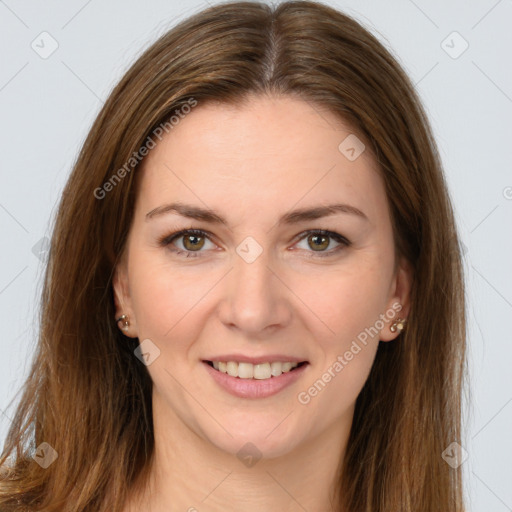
top-left (0, 1), bottom-right (467, 510)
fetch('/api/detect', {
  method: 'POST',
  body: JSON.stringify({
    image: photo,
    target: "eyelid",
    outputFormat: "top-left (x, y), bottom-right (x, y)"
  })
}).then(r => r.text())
top-left (292, 229), bottom-right (350, 247)
top-left (291, 229), bottom-right (351, 258)
top-left (158, 228), bottom-right (218, 253)
top-left (158, 228), bottom-right (351, 258)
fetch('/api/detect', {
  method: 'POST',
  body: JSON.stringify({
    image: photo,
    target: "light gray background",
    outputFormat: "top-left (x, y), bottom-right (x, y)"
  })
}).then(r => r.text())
top-left (1, 0), bottom-right (511, 510)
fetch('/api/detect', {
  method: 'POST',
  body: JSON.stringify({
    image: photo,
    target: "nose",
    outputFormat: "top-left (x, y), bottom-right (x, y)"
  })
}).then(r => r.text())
top-left (217, 247), bottom-right (292, 336)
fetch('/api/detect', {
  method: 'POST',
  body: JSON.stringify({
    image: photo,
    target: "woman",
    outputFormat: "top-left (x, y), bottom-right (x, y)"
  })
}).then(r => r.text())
top-left (0, 1), bottom-right (467, 510)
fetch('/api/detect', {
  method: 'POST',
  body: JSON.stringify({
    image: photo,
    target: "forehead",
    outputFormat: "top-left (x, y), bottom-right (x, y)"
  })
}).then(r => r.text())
top-left (135, 95), bottom-right (388, 224)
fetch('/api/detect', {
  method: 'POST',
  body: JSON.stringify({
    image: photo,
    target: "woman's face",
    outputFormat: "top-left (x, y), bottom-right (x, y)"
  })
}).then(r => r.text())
top-left (113, 94), bottom-right (412, 458)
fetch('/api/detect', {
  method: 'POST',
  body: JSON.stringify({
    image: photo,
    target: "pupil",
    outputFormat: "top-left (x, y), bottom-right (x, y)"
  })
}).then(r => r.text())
top-left (310, 234), bottom-right (328, 250)
top-left (185, 234), bottom-right (203, 250)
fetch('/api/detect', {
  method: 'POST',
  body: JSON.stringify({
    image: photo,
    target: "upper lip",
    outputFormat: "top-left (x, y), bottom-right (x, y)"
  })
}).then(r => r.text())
top-left (203, 354), bottom-right (309, 364)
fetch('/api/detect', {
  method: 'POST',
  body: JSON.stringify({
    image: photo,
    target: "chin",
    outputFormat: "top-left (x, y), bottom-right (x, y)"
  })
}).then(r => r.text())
top-left (197, 413), bottom-right (305, 461)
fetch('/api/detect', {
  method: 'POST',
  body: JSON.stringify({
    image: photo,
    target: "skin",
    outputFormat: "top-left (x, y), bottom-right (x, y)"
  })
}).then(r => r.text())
top-left (114, 94), bottom-right (412, 512)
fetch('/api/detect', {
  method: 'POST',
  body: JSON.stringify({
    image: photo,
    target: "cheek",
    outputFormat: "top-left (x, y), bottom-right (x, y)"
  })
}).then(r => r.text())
top-left (295, 270), bottom-right (383, 421)
top-left (300, 258), bottom-right (391, 414)
top-left (127, 251), bottom-right (207, 343)
top-left (300, 341), bottom-right (378, 426)
top-left (293, 259), bottom-right (392, 346)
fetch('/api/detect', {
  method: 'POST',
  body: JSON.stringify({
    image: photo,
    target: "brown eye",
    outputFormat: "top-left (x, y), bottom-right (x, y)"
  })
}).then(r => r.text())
top-left (158, 229), bottom-right (214, 258)
top-left (182, 233), bottom-right (205, 251)
top-left (294, 229), bottom-right (350, 258)
top-left (307, 233), bottom-right (330, 251)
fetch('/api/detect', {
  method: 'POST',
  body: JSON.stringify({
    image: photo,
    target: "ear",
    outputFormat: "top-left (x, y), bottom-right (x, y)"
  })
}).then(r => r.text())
top-left (112, 255), bottom-right (139, 338)
top-left (379, 257), bottom-right (413, 342)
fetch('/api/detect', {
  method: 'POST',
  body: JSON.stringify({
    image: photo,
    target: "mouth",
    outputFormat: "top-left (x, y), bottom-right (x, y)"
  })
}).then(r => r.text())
top-left (202, 360), bottom-right (309, 380)
top-left (201, 359), bottom-right (310, 399)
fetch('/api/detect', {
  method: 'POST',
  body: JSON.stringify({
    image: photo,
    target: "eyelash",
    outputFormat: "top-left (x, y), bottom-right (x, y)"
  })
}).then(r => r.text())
top-left (157, 228), bottom-right (351, 259)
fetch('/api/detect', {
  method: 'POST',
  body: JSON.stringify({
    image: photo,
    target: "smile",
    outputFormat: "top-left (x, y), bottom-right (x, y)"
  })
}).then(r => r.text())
top-left (202, 360), bottom-right (310, 399)
top-left (206, 360), bottom-right (307, 380)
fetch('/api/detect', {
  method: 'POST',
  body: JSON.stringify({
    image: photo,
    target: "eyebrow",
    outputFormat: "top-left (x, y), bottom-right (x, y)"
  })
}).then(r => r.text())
top-left (146, 201), bottom-right (368, 226)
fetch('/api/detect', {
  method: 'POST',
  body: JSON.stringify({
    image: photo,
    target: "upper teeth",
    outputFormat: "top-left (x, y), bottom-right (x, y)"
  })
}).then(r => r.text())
top-left (212, 361), bottom-right (300, 379)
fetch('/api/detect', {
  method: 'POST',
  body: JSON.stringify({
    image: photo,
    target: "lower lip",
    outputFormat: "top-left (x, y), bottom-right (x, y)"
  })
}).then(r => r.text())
top-left (202, 361), bottom-right (309, 399)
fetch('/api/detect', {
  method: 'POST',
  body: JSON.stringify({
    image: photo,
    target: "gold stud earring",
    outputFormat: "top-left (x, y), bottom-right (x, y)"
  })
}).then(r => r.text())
top-left (116, 314), bottom-right (130, 331)
top-left (390, 317), bottom-right (407, 333)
